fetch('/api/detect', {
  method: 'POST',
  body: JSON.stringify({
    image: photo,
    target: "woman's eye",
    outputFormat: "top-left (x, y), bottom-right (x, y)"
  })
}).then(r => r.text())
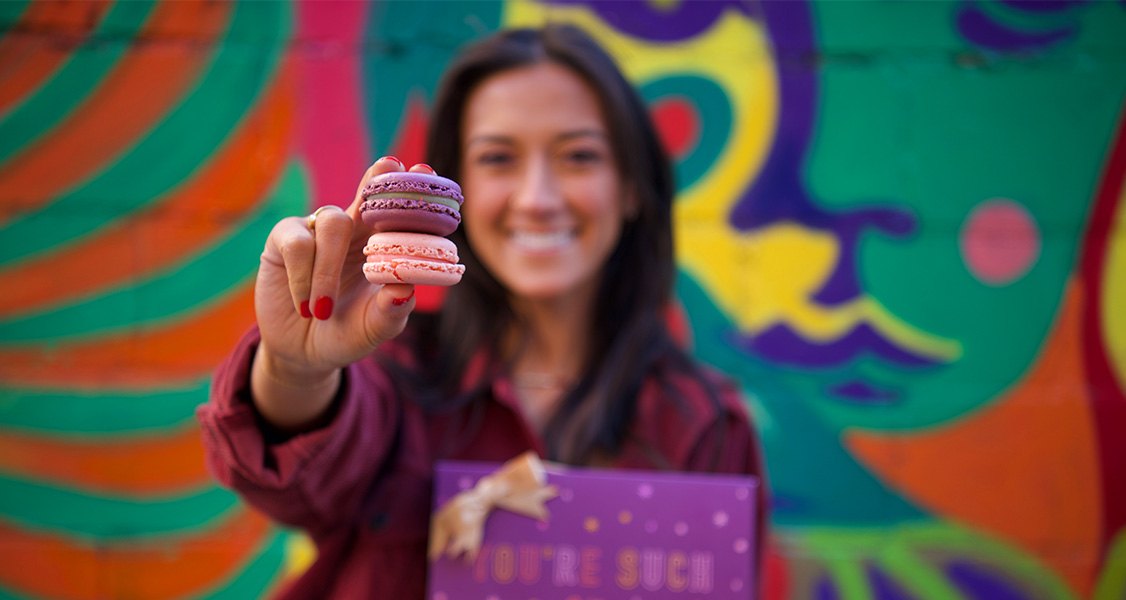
top-left (565, 149), bottom-right (603, 165)
top-left (476, 151), bottom-right (513, 166)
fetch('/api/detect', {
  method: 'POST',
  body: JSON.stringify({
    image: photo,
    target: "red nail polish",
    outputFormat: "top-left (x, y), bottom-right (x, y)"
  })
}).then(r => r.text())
top-left (415, 163), bottom-right (435, 174)
top-left (392, 290), bottom-right (415, 306)
top-left (380, 156), bottom-right (403, 168)
top-left (299, 300), bottom-right (312, 319)
top-left (314, 296), bottom-right (334, 320)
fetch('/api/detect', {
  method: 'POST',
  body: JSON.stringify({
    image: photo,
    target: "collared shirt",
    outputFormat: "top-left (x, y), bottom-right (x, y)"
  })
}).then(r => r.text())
top-left (197, 326), bottom-right (768, 599)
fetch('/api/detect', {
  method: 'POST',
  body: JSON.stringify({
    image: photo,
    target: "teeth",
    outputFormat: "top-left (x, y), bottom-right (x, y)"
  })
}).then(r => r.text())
top-left (511, 230), bottom-right (574, 251)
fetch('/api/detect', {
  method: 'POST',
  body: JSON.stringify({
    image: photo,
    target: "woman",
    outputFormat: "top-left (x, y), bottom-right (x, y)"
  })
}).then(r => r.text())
top-left (199, 24), bottom-right (768, 599)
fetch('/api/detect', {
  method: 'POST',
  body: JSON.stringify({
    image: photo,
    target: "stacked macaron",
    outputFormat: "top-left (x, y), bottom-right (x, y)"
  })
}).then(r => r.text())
top-left (359, 171), bottom-right (466, 286)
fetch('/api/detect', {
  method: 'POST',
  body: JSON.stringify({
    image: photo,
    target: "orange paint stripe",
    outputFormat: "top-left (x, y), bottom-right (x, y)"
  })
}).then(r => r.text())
top-left (0, 509), bottom-right (271, 600)
top-left (0, 425), bottom-right (208, 495)
top-left (0, 60), bottom-right (295, 317)
top-left (0, 280), bottom-right (255, 388)
top-left (0, 0), bottom-right (116, 114)
top-left (0, 0), bottom-right (232, 217)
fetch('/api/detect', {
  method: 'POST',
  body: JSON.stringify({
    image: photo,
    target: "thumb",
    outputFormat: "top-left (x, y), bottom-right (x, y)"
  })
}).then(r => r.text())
top-left (364, 283), bottom-right (416, 347)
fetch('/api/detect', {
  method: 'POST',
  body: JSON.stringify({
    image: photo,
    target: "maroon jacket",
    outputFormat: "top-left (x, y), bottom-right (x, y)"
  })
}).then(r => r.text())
top-left (198, 326), bottom-right (768, 599)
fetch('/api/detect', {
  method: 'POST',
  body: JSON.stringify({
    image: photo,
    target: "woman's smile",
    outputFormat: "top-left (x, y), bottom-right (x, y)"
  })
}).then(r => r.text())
top-left (508, 228), bottom-right (578, 254)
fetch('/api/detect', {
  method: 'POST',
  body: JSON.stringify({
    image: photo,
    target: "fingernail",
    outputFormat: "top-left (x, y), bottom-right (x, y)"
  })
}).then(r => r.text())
top-left (392, 290), bottom-right (415, 307)
top-left (299, 300), bottom-right (312, 319)
top-left (380, 156), bottom-right (403, 168)
top-left (414, 163), bottom-right (435, 174)
top-left (314, 296), bottom-right (334, 320)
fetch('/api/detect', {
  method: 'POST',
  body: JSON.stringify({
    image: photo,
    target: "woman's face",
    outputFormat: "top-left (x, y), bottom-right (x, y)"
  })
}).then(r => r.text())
top-left (459, 62), bottom-right (632, 305)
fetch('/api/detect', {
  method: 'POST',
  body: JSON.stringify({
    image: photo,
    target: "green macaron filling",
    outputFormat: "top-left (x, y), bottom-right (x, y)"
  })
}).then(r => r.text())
top-left (368, 192), bottom-right (461, 213)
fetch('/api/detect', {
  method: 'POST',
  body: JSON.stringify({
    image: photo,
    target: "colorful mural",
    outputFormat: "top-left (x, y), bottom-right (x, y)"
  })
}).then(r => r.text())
top-left (0, 0), bottom-right (1124, 598)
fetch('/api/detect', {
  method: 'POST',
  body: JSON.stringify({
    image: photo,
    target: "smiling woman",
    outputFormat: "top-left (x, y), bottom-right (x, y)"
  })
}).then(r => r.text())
top-left (197, 23), bottom-right (768, 600)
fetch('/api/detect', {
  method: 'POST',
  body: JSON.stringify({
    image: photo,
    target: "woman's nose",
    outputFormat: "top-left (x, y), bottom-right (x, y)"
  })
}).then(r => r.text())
top-left (511, 158), bottom-right (563, 212)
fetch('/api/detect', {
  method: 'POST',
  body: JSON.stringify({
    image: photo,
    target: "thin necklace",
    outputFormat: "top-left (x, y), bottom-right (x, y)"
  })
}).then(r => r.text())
top-left (511, 371), bottom-right (573, 390)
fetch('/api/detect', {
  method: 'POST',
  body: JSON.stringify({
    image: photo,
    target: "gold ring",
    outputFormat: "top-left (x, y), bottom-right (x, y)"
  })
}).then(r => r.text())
top-left (305, 205), bottom-right (335, 231)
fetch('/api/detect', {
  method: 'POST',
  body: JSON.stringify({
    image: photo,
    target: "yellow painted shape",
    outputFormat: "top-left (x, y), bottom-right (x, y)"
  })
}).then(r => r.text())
top-left (680, 220), bottom-right (961, 361)
top-left (1103, 184), bottom-right (1126, 392)
top-left (649, 0), bottom-right (682, 11)
top-left (285, 532), bottom-right (317, 576)
top-left (1094, 527), bottom-right (1126, 600)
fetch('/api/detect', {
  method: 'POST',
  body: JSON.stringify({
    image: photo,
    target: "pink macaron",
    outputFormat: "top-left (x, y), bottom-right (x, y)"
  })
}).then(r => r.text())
top-left (362, 232), bottom-right (465, 286)
top-left (359, 171), bottom-right (463, 236)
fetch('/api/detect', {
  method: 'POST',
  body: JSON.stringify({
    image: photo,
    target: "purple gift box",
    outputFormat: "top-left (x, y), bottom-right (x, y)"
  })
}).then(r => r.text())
top-left (428, 458), bottom-right (759, 599)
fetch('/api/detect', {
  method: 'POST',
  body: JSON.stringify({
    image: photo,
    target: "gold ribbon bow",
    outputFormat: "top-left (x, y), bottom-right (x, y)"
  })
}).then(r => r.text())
top-left (429, 451), bottom-right (559, 562)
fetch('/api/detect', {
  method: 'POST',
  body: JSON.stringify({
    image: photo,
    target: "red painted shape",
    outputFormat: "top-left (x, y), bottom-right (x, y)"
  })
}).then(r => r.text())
top-left (650, 97), bottom-right (700, 160)
top-left (297, 0), bottom-right (373, 209)
top-left (763, 540), bottom-right (790, 600)
top-left (1079, 100), bottom-right (1126, 571)
top-left (388, 94), bottom-right (431, 170)
top-left (413, 285), bottom-right (446, 313)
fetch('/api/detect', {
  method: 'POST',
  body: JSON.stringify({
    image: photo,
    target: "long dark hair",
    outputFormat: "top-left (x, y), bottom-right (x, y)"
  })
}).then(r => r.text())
top-left (404, 25), bottom-right (710, 464)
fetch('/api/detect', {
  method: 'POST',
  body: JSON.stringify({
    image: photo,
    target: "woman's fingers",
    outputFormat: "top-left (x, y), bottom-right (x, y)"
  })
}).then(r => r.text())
top-left (262, 205), bottom-right (352, 321)
top-left (264, 216), bottom-right (317, 318)
top-left (306, 205), bottom-right (352, 320)
top-left (364, 283), bottom-right (416, 346)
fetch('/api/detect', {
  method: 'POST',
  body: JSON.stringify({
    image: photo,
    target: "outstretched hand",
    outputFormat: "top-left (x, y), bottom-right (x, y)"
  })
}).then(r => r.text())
top-left (249, 157), bottom-right (431, 429)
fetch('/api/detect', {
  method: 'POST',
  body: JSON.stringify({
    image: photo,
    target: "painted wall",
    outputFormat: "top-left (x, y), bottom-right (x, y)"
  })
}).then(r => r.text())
top-left (1, 0), bottom-right (1124, 598)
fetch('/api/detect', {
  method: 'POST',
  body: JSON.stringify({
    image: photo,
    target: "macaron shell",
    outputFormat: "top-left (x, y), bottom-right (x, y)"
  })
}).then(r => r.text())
top-left (359, 201), bottom-right (460, 236)
top-left (362, 231), bottom-right (464, 287)
top-left (361, 171), bottom-right (463, 204)
top-left (363, 260), bottom-right (464, 286)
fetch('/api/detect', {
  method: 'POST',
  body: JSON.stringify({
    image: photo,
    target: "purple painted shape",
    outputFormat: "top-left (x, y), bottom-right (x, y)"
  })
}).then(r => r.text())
top-left (731, 1), bottom-right (919, 307)
top-left (815, 576), bottom-right (841, 600)
top-left (1000, 0), bottom-right (1092, 13)
top-left (826, 380), bottom-right (902, 405)
top-left (543, 0), bottom-right (749, 41)
top-left (811, 209), bottom-right (915, 306)
top-left (946, 561), bottom-right (1030, 600)
top-left (869, 565), bottom-right (919, 600)
top-left (736, 323), bottom-right (939, 369)
top-left (956, 2), bottom-right (1075, 51)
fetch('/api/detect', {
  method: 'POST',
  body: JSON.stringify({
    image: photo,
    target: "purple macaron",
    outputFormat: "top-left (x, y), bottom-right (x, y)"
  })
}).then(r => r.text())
top-left (359, 171), bottom-right (464, 236)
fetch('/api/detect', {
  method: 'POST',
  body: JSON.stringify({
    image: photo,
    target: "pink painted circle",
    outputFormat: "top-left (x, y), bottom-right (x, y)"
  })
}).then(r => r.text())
top-left (959, 198), bottom-right (1041, 286)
